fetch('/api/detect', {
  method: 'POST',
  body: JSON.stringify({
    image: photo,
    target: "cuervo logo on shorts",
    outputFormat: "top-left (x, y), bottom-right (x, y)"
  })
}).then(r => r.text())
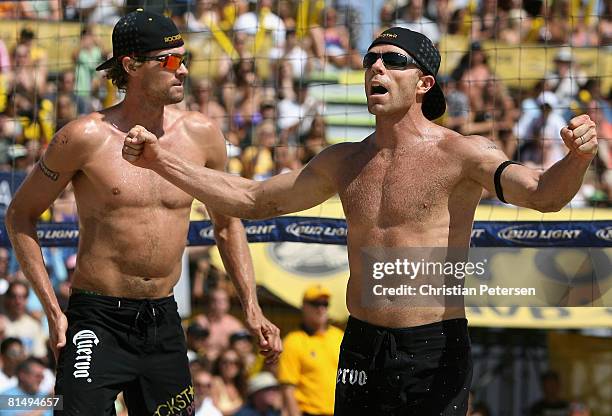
top-left (337, 368), bottom-right (367, 386)
top-left (72, 330), bottom-right (100, 380)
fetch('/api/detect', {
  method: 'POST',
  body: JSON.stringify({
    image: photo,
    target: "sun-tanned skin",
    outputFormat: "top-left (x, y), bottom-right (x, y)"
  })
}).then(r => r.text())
top-left (122, 43), bottom-right (598, 328)
top-left (5, 44), bottom-right (281, 361)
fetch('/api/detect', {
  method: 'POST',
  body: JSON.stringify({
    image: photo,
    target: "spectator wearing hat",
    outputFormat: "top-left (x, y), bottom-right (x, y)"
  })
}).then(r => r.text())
top-left (278, 284), bottom-right (343, 416)
top-left (233, 0), bottom-right (286, 60)
top-left (235, 372), bottom-right (282, 416)
top-left (546, 47), bottom-right (587, 116)
top-left (187, 314), bottom-right (212, 363)
top-left (518, 92), bottom-right (569, 170)
top-left (230, 330), bottom-right (257, 375)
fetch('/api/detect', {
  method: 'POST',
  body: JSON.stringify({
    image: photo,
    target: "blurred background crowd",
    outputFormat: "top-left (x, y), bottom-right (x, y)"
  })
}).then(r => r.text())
top-left (0, 0), bottom-right (610, 415)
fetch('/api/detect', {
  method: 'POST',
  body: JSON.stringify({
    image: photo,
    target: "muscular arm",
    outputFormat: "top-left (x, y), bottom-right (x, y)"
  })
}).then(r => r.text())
top-left (5, 121), bottom-right (89, 320)
top-left (183, 115), bottom-right (288, 360)
top-left (201, 123), bottom-right (262, 319)
top-left (467, 115), bottom-right (597, 212)
top-left (130, 127), bottom-right (338, 219)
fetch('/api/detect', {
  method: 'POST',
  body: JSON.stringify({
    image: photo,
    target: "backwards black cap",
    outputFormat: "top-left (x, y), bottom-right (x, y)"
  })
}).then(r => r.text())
top-left (368, 27), bottom-right (446, 120)
top-left (96, 9), bottom-right (184, 71)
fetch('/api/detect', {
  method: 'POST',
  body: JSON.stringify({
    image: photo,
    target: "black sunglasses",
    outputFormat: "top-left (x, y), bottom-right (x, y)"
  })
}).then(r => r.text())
top-left (134, 53), bottom-right (188, 70)
top-left (363, 52), bottom-right (420, 70)
top-left (307, 300), bottom-right (329, 308)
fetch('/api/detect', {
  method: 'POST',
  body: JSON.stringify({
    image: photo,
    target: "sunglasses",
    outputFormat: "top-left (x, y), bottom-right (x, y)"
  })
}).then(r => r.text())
top-left (363, 52), bottom-right (420, 71)
top-left (7, 293), bottom-right (27, 299)
top-left (135, 53), bottom-right (187, 71)
top-left (307, 301), bottom-right (329, 308)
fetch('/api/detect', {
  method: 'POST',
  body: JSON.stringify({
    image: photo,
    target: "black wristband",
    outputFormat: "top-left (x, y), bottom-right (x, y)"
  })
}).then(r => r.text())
top-left (494, 161), bottom-right (521, 204)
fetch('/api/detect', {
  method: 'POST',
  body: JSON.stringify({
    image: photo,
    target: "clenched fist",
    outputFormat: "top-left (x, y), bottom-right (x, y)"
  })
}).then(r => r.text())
top-left (561, 114), bottom-right (598, 159)
top-left (122, 125), bottom-right (162, 169)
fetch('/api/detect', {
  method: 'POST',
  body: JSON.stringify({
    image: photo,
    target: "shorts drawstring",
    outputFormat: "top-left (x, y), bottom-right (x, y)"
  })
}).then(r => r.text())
top-left (126, 300), bottom-right (165, 347)
top-left (370, 330), bottom-right (398, 370)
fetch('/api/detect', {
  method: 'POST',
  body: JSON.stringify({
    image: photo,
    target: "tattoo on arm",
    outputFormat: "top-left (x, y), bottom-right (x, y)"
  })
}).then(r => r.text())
top-left (486, 145), bottom-right (498, 150)
top-left (39, 159), bottom-right (59, 181)
top-left (47, 134), bottom-right (69, 150)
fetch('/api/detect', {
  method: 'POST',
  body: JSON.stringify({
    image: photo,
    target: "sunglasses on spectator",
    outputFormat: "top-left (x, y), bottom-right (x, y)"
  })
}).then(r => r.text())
top-left (7, 293), bottom-right (27, 299)
top-left (5, 349), bottom-right (23, 358)
top-left (363, 52), bottom-right (420, 71)
top-left (135, 53), bottom-right (187, 71)
top-left (307, 300), bottom-right (329, 308)
top-left (221, 359), bottom-right (240, 365)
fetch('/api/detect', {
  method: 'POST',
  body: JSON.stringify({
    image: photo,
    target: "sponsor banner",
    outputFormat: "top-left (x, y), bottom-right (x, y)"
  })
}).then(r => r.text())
top-left (189, 218), bottom-right (612, 247)
top-left (0, 218), bottom-right (611, 247)
top-left (477, 221), bottom-right (611, 247)
top-left (186, 217), bottom-right (349, 246)
top-left (0, 222), bottom-right (81, 247)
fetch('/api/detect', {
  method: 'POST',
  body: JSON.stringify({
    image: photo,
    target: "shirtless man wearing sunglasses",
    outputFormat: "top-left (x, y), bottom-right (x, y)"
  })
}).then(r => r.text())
top-left (122, 27), bottom-right (598, 415)
top-left (5, 10), bottom-right (281, 415)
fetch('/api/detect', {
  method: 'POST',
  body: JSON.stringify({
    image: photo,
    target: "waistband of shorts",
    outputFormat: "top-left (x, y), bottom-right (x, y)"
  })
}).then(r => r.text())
top-left (346, 315), bottom-right (469, 342)
top-left (69, 288), bottom-right (176, 309)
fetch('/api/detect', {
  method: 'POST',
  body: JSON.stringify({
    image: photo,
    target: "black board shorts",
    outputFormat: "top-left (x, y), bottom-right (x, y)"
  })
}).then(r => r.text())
top-left (54, 292), bottom-right (194, 416)
top-left (335, 316), bottom-right (472, 416)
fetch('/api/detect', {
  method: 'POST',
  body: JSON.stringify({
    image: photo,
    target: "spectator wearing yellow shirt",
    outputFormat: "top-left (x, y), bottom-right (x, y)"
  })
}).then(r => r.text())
top-left (241, 121), bottom-right (276, 181)
top-left (279, 285), bottom-right (343, 416)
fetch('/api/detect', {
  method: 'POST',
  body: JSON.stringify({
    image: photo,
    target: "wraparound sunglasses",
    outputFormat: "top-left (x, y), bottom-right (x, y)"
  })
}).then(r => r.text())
top-left (363, 52), bottom-right (421, 70)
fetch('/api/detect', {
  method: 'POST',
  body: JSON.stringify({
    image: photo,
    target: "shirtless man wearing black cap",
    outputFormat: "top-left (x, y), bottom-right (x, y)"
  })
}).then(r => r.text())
top-left (5, 9), bottom-right (281, 415)
top-left (122, 27), bottom-right (598, 415)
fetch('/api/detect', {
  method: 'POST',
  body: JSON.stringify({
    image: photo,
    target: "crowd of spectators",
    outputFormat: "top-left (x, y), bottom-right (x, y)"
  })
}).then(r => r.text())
top-left (0, 0), bottom-right (610, 414)
top-left (0, 1), bottom-right (610, 202)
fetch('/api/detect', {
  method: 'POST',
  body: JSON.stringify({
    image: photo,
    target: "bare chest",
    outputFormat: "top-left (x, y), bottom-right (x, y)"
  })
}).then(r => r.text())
top-left (75, 136), bottom-right (203, 211)
top-left (338, 152), bottom-right (457, 226)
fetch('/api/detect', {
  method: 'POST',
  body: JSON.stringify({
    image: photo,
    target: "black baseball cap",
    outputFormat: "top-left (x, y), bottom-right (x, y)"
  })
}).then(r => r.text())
top-left (96, 9), bottom-right (184, 71)
top-left (187, 323), bottom-right (210, 339)
top-left (368, 27), bottom-right (446, 120)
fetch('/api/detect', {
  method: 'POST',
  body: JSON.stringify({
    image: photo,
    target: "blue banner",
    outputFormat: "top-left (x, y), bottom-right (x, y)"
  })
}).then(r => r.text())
top-left (0, 218), bottom-right (610, 247)
top-left (1, 171), bottom-right (610, 247)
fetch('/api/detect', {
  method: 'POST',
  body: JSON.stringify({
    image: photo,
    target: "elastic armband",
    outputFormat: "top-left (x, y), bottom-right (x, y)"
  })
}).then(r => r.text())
top-left (494, 161), bottom-right (521, 204)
